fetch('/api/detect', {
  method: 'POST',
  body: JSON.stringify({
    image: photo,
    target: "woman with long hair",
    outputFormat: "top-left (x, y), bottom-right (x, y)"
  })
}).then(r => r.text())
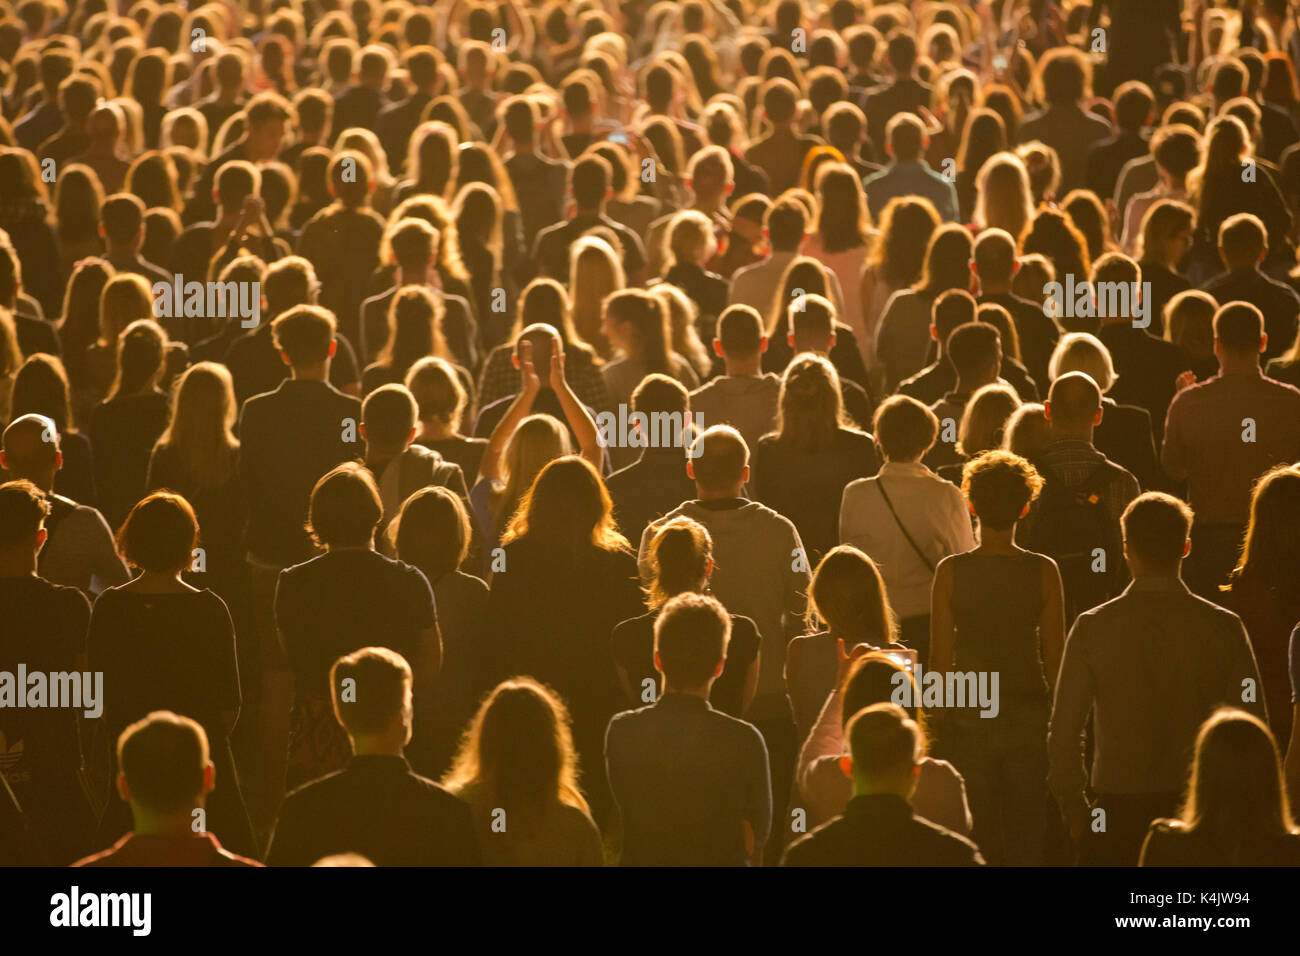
top-left (751, 352), bottom-right (880, 561)
top-left (336, 127), bottom-right (396, 214)
top-left (0, 147), bottom-right (61, 314)
top-left (1061, 189), bottom-right (1114, 263)
top-left (452, 182), bottom-right (507, 345)
top-left (443, 677), bottom-right (604, 865)
top-left (390, 486), bottom-right (489, 776)
top-left (804, 163), bottom-right (875, 361)
top-left (569, 236), bottom-right (625, 360)
top-left (935, 382), bottom-right (1021, 486)
top-left (56, 257), bottom-right (114, 428)
top-left (650, 282), bottom-right (712, 382)
top-left (125, 48), bottom-right (172, 149)
top-left (362, 286), bottom-right (472, 404)
top-left (482, 456), bottom-right (644, 823)
top-left (405, 356), bottom-right (487, 485)
top-left (10, 353), bottom-right (97, 506)
top-left (146, 362), bottom-right (246, 621)
top-left (785, 546), bottom-right (898, 740)
top-left (91, 318), bottom-right (172, 530)
top-left (859, 196), bottom-right (941, 378)
top-left (973, 151), bottom-right (1034, 241)
top-left (398, 121), bottom-right (458, 203)
top-left (1222, 466), bottom-right (1300, 749)
top-left (875, 223), bottom-right (974, 392)
top-left (1020, 207), bottom-right (1091, 328)
top-left (1134, 199), bottom-right (1195, 337)
top-left (658, 208), bottom-right (729, 326)
top-left (954, 108), bottom-right (1006, 222)
top-left (1189, 115), bottom-right (1292, 279)
top-left (795, 647), bottom-right (972, 834)
top-left (88, 491), bottom-right (254, 856)
top-left (0, 307), bottom-right (20, 423)
top-left (761, 256), bottom-right (870, 393)
top-left (611, 516), bottom-right (761, 717)
top-left (53, 164), bottom-right (105, 275)
top-left (125, 151), bottom-right (185, 217)
top-left (1141, 708), bottom-right (1300, 866)
top-left (600, 288), bottom-right (699, 409)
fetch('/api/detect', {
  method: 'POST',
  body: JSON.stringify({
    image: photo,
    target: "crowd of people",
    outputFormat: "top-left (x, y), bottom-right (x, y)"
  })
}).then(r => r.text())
top-left (2, 0), bottom-right (1300, 869)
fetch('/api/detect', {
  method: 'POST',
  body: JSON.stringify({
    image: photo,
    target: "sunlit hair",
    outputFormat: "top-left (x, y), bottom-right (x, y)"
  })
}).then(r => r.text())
top-left (1049, 332), bottom-right (1117, 393)
top-left (1137, 199), bottom-right (1195, 264)
top-left (974, 151), bottom-right (1033, 240)
top-left (961, 449), bottom-right (1044, 530)
top-left (807, 546), bottom-right (896, 646)
top-left (493, 414), bottom-right (570, 529)
top-left (775, 352), bottom-right (845, 452)
top-left (98, 273), bottom-right (154, 350)
top-left (666, 208), bottom-right (717, 267)
top-left (160, 107), bottom-right (209, 158)
top-left (569, 236), bottom-right (624, 359)
top-left (443, 677), bottom-right (590, 837)
top-left (501, 455), bottom-right (629, 555)
top-left (155, 362), bottom-right (239, 489)
top-left (841, 652), bottom-right (927, 741)
top-left (769, 255), bottom-right (834, 335)
top-left (54, 164), bottom-right (103, 246)
top-left (1002, 402), bottom-right (1050, 459)
top-left (1228, 465), bottom-right (1300, 592)
top-left (405, 355), bottom-right (466, 430)
top-left (336, 126), bottom-right (393, 186)
top-left (453, 181), bottom-right (503, 271)
top-left (377, 285), bottom-right (449, 376)
top-left (957, 383), bottom-right (1019, 457)
top-left (404, 121), bottom-right (457, 197)
top-left (646, 516), bottom-right (713, 609)
top-left (10, 353), bottom-right (74, 436)
top-left (604, 289), bottom-right (671, 373)
top-left (813, 162), bottom-right (872, 253)
top-left (391, 484), bottom-right (472, 581)
top-left (866, 196), bottom-right (940, 289)
top-left (1169, 708), bottom-right (1297, 854)
top-left (109, 318), bottom-right (166, 400)
top-left (650, 283), bottom-right (710, 378)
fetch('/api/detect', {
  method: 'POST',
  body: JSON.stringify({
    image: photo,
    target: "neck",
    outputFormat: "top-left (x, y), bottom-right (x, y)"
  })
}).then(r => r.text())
top-left (0, 549), bottom-right (37, 576)
top-left (132, 806), bottom-right (201, 838)
top-left (724, 354), bottom-right (762, 376)
top-left (1049, 425), bottom-right (1094, 443)
top-left (661, 680), bottom-right (711, 700)
top-left (978, 278), bottom-right (1011, 296)
top-left (694, 194), bottom-right (724, 214)
top-left (1218, 351), bottom-right (1260, 375)
top-left (416, 419), bottom-right (456, 441)
top-left (574, 204), bottom-right (601, 219)
top-left (105, 241), bottom-right (136, 259)
top-left (978, 525), bottom-right (1017, 551)
top-left (852, 777), bottom-right (913, 800)
top-left (1129, 560), bottom-right (1181, 581)
top-left (696, 484), bottom-right (743, 502)
top-left (350, 733), bottom-right (405, 757)
top-left (290, 362), bottom-right (329, 382)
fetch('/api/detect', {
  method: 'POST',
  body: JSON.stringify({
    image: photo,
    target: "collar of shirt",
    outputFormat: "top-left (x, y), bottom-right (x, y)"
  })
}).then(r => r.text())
top-left (347, 753), bottom-right (412, 774)
top-left (878, 460), bottom-right (931, 478)
top-left (1122, 576), bottom-right (1190, 596)
top-left (694, 497), bottom-right (747, 511)
top-left (844, 792), bottom-right (913, 821)
top-left (655, 691), bottom-right (713, 712)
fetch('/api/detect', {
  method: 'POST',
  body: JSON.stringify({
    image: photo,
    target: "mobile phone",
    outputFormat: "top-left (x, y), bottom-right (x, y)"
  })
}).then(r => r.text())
top-left (881, 648), bottom-right (919, 672)
top-left (608, 130), bottom-right (631, 146)
top-left (992, 53), bottom-right (1008, 72)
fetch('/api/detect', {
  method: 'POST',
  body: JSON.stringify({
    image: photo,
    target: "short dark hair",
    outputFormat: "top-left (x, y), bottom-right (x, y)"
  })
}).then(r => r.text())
top-left (308, 463), bottom-right (383, 548)
top-left (117, 711), bottom-right (209, 814)
top-left (1213, 301), bottom-right (1264, 352)
top-left (361, 384), bottom-right (418, 451)
top-left (101, 193), bottom-right (146, 244)
top-left (654, 592), bottom-right (730, 687)
top-left (331, 646), bottom-right (412, 735)
top-left (571, 154), bottom-right (611, 209)
top-left (946, 322), bottom-right (1001, 379)
top-left (765, 196), bottom-right (808, 251)
top-left (1113, 81), bottom-right (1154, 130)
top-left (716, 304), bottom-right (764, 357)
top-left (271, 304), bottom-right (335, 365)
top-left (961, 450), bottom-right (1043, 530)
top-left (1218, 213), bottom-right (1267, 267)
top-left (933, 289), bottom-right (977, 338)
top-left (1122, 492), bottom-right (1193, 569)
top-left (116, 492), bottom-right (198, 572)
top-left (632, 373), bottom-right (688, 417)
top-left (872, 395), bottom-right (938, 461)
top-left (0, 479), bottom-right (49, 547)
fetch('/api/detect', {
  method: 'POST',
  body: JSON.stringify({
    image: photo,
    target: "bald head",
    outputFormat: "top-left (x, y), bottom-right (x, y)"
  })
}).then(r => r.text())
top-left (1045, 372), bottom-right (1103, 435)
top-left (1, 414), bottom-right (61, 490)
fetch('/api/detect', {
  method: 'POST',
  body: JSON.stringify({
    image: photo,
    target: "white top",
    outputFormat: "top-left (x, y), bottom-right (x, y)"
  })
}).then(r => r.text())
top-left (838, 460), bottom-right (976, 618)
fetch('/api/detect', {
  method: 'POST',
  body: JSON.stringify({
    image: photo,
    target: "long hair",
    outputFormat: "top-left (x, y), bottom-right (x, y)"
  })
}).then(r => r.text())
top-left (974, 151), bottom-right (1033, 239)
top-left (98, 273), bottom-right (154, 351)
top-left (54, 164), bottom-right (104, 246)
top-left (452, 181), bottom-right (503, 273)
top-left (768, 256), bottom-right (833, 335)
top-left (808, 546), bottom-right (896, 646)
top-left (155, 362), bottom-right (239, 489)
top-left (569, 237), bottom-right (624, 360)
top-left (493, 414), bottom-right (570, 528)
top-left (405, 121), bottom-right (457, 197)
top-left (442, 677), bottom-right (589, 838)
top-left (1171, 708), bottom-right (1297, 858)
top-left (650, 283), bottom-right (710, 380)
top-left (866, 196), bottom-right (940, 290)
top-left (955, 108), bottom-right (1006, 180)
top-left (1190, 115), bottom-right (1250, 206)
top-left (510, 277), bottom-right (600, 364)
top-left (109, 319), bottom-right (166, 400)
top-left (501, 455), bottom-right (629, 556)
top-left (814, 162), bottom-right (872, 253)
top-left (10, 353), bottom-right (75, 434)
top-left (604, 289), bottom-right (671, 375)
top-left (455, 141), bottom-right (519, 212)
top-left (1228, 465), bottom-right (1300, 593)
top-left (377, 285), bottom-right (449, 376)
top-left (58, 258), bottom-right (114, 376)
top-left (646, 516), bottom-right (713, 609)
top-left (775, 352), bottom-right (845, 452)
top-left (914, 223), bottom-right (974, 298)
top-left (957, 383), bottom-right (1020, 457)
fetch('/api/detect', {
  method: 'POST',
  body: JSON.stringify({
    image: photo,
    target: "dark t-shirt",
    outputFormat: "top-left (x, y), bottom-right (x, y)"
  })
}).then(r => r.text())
top-left (0, 574), bottom-right (90, 782)
top-left (275, 549), bottom-right (436, 700)
top-left (611, 609), bottom-right (760, 717)
top-left (88, 587), bottom-right (240, 746)
top-left (89, 390), bottom-right (171, 531)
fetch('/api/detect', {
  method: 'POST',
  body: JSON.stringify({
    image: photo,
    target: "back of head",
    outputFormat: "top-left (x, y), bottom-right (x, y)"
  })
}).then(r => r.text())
top-left (654, 592), bottom-right (731, 688)
top-left (845, 702), bottom-right (922, 788)
top-left (647, 516), bottom-right (712, 607)
top-left (946, 321), bottom-right (1000, 382)
top-left (101, 193), bottom-right (146, 246)
top-left (361, 383), bottom-right (418, 453)
top-left (1121, 491), bottom-right (1194, 571)
top-left (1046, 370), bottom-right (1102, 429)
top-left (972, 228), bottom-right (1016, 285)
top-left (392, 485), bottom-right (471, 580)
top-left (933, 288), bottom-right (977, 344)
top-left (886, 112), bottom-right (925, 162)
top-left (331, 646), bottom-right (412, 737)
top-left (508, 455), bottom-right (620, 553)
top-left (571, 154), bottom-right (611, 209)
top-left (1182, 707), bottom-right (1292, 840)
top-left (872, 394), bottom-right (937, 462)
top-left (961, 449), bottom-right (1043, 531)
top-left (1049, 333), bottom-right (1116, 394)
top-left (1218, 213), bottom-right (1267, 270)
top-left (405, 355), bottom-right (466, 428)
top-left (765, 196), bottom-right (808, 253)
top-left (117, 711), bottom-right (210, 815)
top-left (117, 491), bottom-right (198, 572)
top-left (0, 478), bottom-right (49, 549)
top-left (688, 424), bottom-right (748, 493)
top-left (808, 546), bottom-right (893, 646)
top-left (632, 372), bottom-right (688, 419)
top-left (308, 462), bottom-right (382, 549)
top-left (716, 304), bottom-right (764, 359)
top-left (1213, 302), bottom-right (1264, 355)
top-left (271, 303), bottom-right (335, 366)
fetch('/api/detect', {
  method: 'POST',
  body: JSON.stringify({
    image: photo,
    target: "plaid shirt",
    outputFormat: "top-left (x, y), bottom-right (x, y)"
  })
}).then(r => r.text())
top-left (1017, 439), bottom-right (1140, 543)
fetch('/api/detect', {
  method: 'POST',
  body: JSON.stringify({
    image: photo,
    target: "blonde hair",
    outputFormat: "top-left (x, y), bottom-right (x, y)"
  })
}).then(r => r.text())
top-left (666, 208), bottom-right (717, 268)
top-left (650, 283), bottom-right (710, 378)
top-left (569, 236), bottom-right (624, 359)
top-left (974, 151), bottom-right (1033, 240)
top-left (99, 273), bottom-right (154, 350)
top-left (155, 361), bottom-right (239, 488)
top-left (405, 356), bottom-right (466, 430)
top-left (493, 414), bottom-right (570, 529)
top-left (1049, 332), bottom-right (1117, 393)
top-left (646, 516), bottom-right (713, 609)
top-left (957, 383), bottom-right (1020, 457)
top-left (1001, 402), bottom-right (1050, 460)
